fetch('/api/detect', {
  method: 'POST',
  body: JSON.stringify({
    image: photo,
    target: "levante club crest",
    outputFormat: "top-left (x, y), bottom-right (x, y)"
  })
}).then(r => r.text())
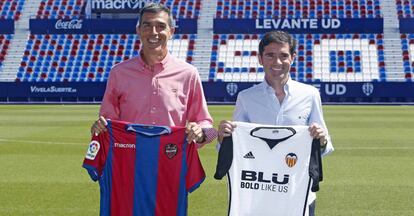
top-left (165, 143), bottom-right (178, 159)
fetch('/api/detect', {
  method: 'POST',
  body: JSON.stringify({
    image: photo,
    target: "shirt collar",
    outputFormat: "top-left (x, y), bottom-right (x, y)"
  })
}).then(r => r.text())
top-left (261, 77), bottom-right (293, 96)
top-left (137, 51), bottom-right (171, 71)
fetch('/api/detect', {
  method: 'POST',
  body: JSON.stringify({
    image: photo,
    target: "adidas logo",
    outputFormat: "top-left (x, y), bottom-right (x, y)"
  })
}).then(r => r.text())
top-left (243, 151), bottom-right (255, 159)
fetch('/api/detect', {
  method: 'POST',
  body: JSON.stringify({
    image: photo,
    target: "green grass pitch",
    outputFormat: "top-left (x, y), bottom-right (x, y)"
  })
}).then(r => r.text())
top-left (0, 105), bottom-right (413, 215)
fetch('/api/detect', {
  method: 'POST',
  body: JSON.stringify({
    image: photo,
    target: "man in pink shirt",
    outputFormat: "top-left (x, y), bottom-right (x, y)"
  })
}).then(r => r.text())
top-left (91, 3), bottom-right (216, 146)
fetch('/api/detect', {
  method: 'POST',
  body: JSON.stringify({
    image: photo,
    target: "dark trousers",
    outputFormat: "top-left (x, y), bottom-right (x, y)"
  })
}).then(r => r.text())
top-left (309, 201), bottom-right (316, 216)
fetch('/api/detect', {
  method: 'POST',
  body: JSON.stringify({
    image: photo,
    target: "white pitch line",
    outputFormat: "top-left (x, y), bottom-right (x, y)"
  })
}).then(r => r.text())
top-left (0, 138), bottom-right (84, 146)
top-left (336, 147), bottom-right (414, 150)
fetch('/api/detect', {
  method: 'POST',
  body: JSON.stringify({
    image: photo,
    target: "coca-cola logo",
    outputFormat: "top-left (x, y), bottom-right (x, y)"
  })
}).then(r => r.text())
top-left (55, 19), bottom-right (83, 30)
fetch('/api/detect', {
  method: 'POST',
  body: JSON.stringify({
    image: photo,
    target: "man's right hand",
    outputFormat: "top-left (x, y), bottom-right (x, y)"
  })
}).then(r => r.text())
top-left (218, 120), bottom-right (236, 143)
top-left (90, 116), bottom-right (108, 136)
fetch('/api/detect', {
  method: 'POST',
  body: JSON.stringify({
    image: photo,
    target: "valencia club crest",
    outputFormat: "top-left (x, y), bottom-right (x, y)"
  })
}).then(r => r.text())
top-left (285, 153), bottom-right (298, 168)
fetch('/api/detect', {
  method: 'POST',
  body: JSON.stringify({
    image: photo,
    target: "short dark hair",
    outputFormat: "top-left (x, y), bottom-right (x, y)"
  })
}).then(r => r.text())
top-left (259, 31), bottom-right (296, 56)
top-left (138, 3), bottom-right (174, 27)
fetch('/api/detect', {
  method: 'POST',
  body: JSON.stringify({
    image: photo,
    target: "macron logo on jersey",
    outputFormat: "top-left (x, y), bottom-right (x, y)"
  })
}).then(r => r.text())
top-left (243, 151), bottom-right (255, 159)
top-left (114, 143), bottom-right (136, 149)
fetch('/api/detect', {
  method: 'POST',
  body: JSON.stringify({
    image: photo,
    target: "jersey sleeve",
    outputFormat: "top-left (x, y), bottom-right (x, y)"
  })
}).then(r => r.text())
top-left (309, 139), bottom-right (323, 192)
top-left (185, 141), bottom-right (206, 193)
top-left (82, 132), bottom-right (109, 181)
top-left (214, 136), bottom-right (233, 180)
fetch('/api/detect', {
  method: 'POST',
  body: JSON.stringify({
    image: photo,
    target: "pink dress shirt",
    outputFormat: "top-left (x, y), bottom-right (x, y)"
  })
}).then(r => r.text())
top-left (99, 52), bottom-right (216, 146)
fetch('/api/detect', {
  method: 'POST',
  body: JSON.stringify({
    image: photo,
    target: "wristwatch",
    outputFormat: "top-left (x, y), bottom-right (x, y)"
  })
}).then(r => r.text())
top-left (321, 139), bottom-right (328, 148)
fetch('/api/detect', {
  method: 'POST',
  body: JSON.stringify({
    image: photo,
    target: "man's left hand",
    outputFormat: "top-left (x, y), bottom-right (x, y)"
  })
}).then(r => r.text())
top-left (186, 122), bottom-right (205, 143)
top-left (308, 123), bottom-right (327, 147)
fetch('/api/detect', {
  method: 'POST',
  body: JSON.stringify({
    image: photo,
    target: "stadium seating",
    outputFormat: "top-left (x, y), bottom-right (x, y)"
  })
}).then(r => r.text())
top-left (215, 0), bottom-right (382, 18)
top-left (0, 34), bottom-right (12, 70)
top-left (0, 0), bottom-right (405, 83)
top-left (396, 0), bottom-right (414, 17)
top-left (36, 0), bottom-right (201, 19)
top-left (36, 0), bottom-right (86, 19)
top-left (210, 33), bottom-right (385, 82)
top-left (0, 0), bottom-right (25, 20)
top-left (162, 0), bottom-right (202, 18)
top-left (16, 34), bottom-right (195, 82)
top-left (400, 33), bottom-right (414, 81)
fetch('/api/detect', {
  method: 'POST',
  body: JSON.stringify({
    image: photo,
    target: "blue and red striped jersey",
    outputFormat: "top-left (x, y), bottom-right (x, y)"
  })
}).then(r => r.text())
top-left (82, 119), bottom-right (205, 216)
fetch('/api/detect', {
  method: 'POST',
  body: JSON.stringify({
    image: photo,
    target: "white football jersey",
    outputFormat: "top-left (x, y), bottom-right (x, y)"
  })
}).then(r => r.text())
top-left (215, 122), bottom-right (323, 216)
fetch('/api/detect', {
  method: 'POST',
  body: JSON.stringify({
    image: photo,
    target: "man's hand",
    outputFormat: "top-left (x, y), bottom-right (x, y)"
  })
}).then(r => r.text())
top-left (90, 116), bottom-right (108, 136)
top-left (218, 120), bottom-right (236, 143)
top-left (186, 122), bottom-right (205, 143)
top-left (308, 123), bottom-right (327, 147)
